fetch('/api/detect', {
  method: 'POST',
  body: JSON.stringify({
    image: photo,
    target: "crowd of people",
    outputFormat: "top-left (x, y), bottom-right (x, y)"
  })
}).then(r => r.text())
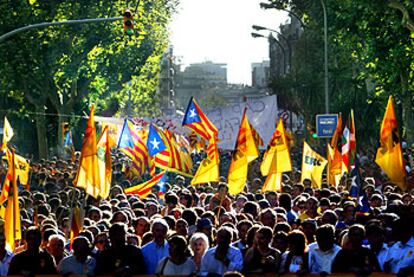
top-left (0, 144), bottom-right (414, 276)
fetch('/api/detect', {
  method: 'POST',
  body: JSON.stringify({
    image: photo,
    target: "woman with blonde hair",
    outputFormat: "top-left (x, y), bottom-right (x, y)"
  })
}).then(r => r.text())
top-left (189, 232), bottom-right (209, 272)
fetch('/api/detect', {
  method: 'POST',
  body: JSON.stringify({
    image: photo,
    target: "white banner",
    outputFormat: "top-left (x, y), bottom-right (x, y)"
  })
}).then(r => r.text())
top-left (94, 95), bottom-right (278, 150)
top-left (205, 95), bottom-right (278, 150)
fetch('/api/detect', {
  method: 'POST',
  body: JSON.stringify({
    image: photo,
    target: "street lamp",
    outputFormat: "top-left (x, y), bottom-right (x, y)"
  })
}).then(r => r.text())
top-left (252, 25), bottom-right (292, 73)
top-left (260, 1), bottom-right (329, 113)
top-left (251, 32), bottom-right (287, 75)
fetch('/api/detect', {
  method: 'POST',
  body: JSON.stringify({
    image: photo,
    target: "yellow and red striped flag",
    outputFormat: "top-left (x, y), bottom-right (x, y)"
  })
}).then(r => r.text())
top-left (375, 96), bottom-right (406, 190)
top-left (69, 205), bottom-right (84, 249)
top-left (74, 106), bottom-right (101, 199)
top-left (228, 109), bottom-right (259, 195)
top-left (97, 126), bottom-right (112, 199)
top-left (125, 171), bottom-right (167, 199)
top-left (261, 119), bottom-right (292, 176)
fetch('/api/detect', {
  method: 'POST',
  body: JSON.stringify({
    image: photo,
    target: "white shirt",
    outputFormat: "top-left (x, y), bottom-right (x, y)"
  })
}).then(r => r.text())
top-left (386, 237), bottom-right (414, 274)
top-left (200, 245), bottom-right (243, 276)
top-left (0, 250), bottom-right (14, 276)
top-left (308, 242), bottom-right (341, 274)
top-left (155, 257), bottom-right (196, 275)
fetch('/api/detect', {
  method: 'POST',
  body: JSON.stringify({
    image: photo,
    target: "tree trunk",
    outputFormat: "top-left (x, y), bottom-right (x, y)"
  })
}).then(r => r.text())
top-left (401, 72), bottom-right (414, 145)
top-left (35, 105), bottom-right (48, 159)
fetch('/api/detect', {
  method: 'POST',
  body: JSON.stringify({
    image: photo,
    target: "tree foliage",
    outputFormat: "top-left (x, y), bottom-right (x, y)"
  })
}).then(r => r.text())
top-left (264, 0), bottom-right (414, 145)
top-left (0, 0), bottom-right (177, 157)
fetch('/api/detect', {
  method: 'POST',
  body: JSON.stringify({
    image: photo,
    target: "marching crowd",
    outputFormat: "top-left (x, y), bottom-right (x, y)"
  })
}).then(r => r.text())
top-left (0, 145), bottom-right (414, 277)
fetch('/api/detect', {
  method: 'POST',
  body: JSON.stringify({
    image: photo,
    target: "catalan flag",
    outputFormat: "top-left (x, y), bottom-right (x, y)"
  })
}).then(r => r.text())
top-left (182, 97), bottom-right (218, 142)
top-left (2, 117), bottom-right (14, 147)
top-left (190, 140), bottom-right (220, 185)
top-left (125, 171), bottom-right (167, 199)
top-left (147, 124), bottom-right (167, 157)
top-left (97, 126), bottom-right (112, 199)
top-left (342, 110), bottom-right (356, 173)
top-left (69, 205), bottom-right (84, 250)
top-left (1, 149), bottom-right (21, 251)
top-left (250, 123), bottom-right (264, 147)
top-left (153, 127), bottom-right (193, 177)
top-left (327, 113), bottom-right (343, 186)
top-left (375, 96), bottom-right (406, 190)
top-left (74, 106), bottom-right (101, 199)
top-left (118, 119), bottom-right (150, 176)
top-left (261, 119), bottom-right (292, 176)
top-left (228, 109), bottom-right (259, 195)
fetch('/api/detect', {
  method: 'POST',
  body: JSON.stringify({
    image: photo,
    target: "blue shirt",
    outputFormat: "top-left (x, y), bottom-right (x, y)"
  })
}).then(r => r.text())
top-left (58, 255), bottom-right (96, 275)
top-left (200, 245), bottom-right (243, 276)
top-left (142, 240), bottom-right (169, 274)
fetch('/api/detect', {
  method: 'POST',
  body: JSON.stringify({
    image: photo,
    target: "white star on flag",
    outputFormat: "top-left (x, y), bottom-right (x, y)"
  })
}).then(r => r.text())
top-left (189, 108), bottom-right (197, 118)
top-left (150, 137), bottom-right (160, 150)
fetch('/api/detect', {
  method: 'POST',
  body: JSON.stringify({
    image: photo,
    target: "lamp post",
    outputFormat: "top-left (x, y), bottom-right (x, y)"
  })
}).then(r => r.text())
top-left (320, 0), bottom-right (329, 113)
top-left (252, 25), bottom-right (292, 73)
top-left (251, 32), bottom-right (287, 75)
top-left (260, 1), bottom-right (329, 113)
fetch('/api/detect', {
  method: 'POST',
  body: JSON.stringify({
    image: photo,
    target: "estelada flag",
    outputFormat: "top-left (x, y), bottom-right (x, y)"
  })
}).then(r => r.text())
top-left (228, 109), bottom-right (259, 195)
top-left (261, 119), bottom-right (292, 176)
top-left (74, 106), bottom-right (101, 199)
top-left (125, 171), bottom-right (167, 199)
top-left (375, 96), bottom-right (406, 190)
top-left (301, 141), bottom-right (328, 188)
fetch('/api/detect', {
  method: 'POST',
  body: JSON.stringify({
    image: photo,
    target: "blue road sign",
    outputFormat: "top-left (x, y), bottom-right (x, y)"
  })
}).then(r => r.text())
top-left (316, 114), bottom-right (338, 138)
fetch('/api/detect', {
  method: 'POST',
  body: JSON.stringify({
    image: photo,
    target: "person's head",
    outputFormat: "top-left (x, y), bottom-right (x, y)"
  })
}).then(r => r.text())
top-left (365, 222), bottom-right (385, 248)
top-left (279, 193), bottom-right (292, 211)
top-left (133, 216), bottom-right (150, 237)
top-left (301, 219), bottom-right (317, 243)
top-left (348, 224), bottom-right (365, 248)
top-left (25, 226), bottom-right (42, 251)
top-left (273, 231), bottom-right (288, 253)
top-left (256, 226), bottom-right (273, 248)
top-left (151, 218), bottom-right (169, 245)
top-left (196, 218), bottom-right (213, 237)
top-left (258, 208), bottom-right (277, 229)
top-left (87, 207), bottom-right (102, 222)
top-left (216, 226), bottom-right (232, 247)
top-left (287, 230), bottom-right (307, 255)
top-left (110, 211), bottom-right (128, 225)
top-left (243, 201), bottom-right (260, 219)
top-left (168, 235), bottom-right (188, 261)
top-left (305, 197), bottom-right (318, 214)
top-left (265, 192), bottom-right (278, 207)
top-left (189, 232), bottom-right (209, 257)
top-left (343, 202), bottom-right (356, 221)
top-left (72, 236), bottom-right (91, 263)
top-left (109, 222), bottom-right (127, 247)
top-left (217, 183), bottom-right (229, 198)
top-left (175, 219), bottom-right (189, 237)
top-left (315, 224), bottom-right (335, 252)
top-left (47, 234), bottom-right (65, 258)
top-left (94, 232), bottom-right (109, 251)
top-left (237, 220), bottom-right (253, 244)
top-left (292, 184), bottom-right (304, 198)
top-left (321, 210), bottom-right (339, 226)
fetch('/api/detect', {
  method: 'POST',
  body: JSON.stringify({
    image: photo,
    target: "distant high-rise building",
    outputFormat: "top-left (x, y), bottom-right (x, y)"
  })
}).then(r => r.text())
top-left (251, 61), bottom-right (270, 88)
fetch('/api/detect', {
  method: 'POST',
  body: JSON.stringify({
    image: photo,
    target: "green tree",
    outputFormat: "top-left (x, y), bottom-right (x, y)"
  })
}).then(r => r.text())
top-left (0, 0), bottom-right (177, 158)
top-left (264, 0), bottom-right (414, 145)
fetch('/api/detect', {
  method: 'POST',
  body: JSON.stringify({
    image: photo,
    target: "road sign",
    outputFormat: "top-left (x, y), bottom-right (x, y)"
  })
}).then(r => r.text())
top-left (316, 114), bottom-right (338, 138)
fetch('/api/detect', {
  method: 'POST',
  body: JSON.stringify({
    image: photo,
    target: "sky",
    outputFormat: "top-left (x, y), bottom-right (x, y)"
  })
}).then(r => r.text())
top-left (169, 0), bottom-right (288, 85)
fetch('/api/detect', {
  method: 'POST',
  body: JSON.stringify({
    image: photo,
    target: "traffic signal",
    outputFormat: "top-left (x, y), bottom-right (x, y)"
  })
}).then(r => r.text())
top-left (123, 9), bottom-right (134, 35)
